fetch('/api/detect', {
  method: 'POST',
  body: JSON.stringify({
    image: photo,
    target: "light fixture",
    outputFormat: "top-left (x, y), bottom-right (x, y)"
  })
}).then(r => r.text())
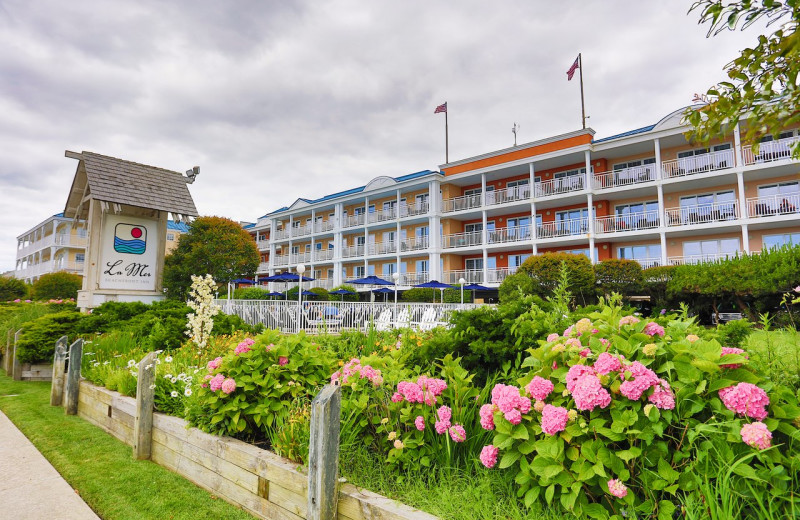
top-left (185, 166), bottom-right (200, 184)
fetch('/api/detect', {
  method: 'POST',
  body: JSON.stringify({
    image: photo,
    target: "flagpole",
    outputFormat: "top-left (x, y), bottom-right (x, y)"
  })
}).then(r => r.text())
top-left (579, 53), bottom-right (586, 129)
top-left (445, 110), bottom-right (449, 163)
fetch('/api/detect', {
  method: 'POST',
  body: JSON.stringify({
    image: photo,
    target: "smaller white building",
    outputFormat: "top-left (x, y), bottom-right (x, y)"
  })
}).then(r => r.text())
top-left (15, 213), bottom-right (87, 284)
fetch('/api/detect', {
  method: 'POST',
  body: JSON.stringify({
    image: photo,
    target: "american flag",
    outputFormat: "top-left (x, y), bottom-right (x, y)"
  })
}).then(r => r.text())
top-left (434, 102), bottom-right (447, 114)
top-left (567, 56), bottom-right (580, 81)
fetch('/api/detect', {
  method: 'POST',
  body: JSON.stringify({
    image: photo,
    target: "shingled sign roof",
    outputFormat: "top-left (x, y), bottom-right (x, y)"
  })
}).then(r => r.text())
top-left (64, 151), bottom-right (198, 219)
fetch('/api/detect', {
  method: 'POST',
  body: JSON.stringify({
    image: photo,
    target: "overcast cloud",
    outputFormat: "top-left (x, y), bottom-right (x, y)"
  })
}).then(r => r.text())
top-left (0, 0), bottom-right (765, 272)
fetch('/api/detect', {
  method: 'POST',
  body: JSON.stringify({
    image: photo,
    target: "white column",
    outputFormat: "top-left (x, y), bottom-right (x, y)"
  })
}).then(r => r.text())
top-left (481, 173), bottom-right (488, 283)
top-left (333, 203), bottom-right (343, 285)
top-left (287, 215), bottom-right (294, 270)
top-left (363, 196), bottom-right (369, 274)
top-left (396, 189), bottom-right (402, 270)
top-left (737, 171), bottom-right (750, 253)
top-left (429, 179), bottom-right (441, 280)
top-left (654, 137), bottom-right (663, 179)
top-left (733, 122), bottom-right (744, 168)
top-left (655, 138), bottom-right (668, 265)
top-left (309, 209), bottom-right (316, 276)
top-left (529, 163), bottom-right (537, 255)
top-left (587, 192), bottom-right (596, 264)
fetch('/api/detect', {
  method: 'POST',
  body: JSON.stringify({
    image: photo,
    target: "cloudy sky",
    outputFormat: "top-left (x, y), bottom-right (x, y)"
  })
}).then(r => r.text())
top-left (0, 1), bottom-right (765, 272)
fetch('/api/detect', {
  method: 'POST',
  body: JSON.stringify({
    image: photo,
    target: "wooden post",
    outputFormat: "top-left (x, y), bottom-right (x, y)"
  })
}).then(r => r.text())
top-left (64, 339), bottom-right (83, 415)
top-left (12, 329), bottom-right (22, 381)
top-left (133, 351), bottom-right (157, 460)
top-left (307, 384), bottom-right (341, 520)
top-left (3, 329), bottom-right (11, 374)
top-left (50, 336), bottom-right (68, 406)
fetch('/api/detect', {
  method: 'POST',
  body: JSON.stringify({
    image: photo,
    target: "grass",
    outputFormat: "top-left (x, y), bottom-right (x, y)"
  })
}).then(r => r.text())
top-left (744, 328), bottom-right (800, 393)
top-left (340, 445), bottom-right (561, 520)
top-left (0, 370), bottom-right (255, 520)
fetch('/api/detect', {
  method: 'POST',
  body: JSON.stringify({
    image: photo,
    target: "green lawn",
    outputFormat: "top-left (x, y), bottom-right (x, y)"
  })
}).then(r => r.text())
top-left (0, 370), bottom-right (255, 520)
top-left (744, 328), bottom-right (800, 393)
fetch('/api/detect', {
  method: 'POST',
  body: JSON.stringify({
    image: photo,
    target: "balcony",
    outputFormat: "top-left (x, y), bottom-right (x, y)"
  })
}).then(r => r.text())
top-left (292, 224), bottom-right (313, 238)
top-left (442, 269), bottom-right (484, 284)
top-left (442, 193), bottom-right (482, 213)
top-left (635, 258), bottom-right (663, 269)
top-left (537, 217), bottom-right (589, 239)
top-left (400, 271), bottom-right (429, 286)
top-left (273, 229), bottom-right (290, 240)
top-left (742, 136), bottom-right (799, 166)
top-left (55, 234), bottom-right (88, 248)
top-left (313, 249), bottom-right (335, 262)
top-left (341, 244), bottom-right (365, 258)
top-left (487, 225), bottom-right (532, 244)
top-left (665, 201), bottom-right (739, 227)
top-left (343, 214), bottom-right (366, 228)
top-left (668, 252), bottom-right (741, 265)
top-left (400, 236), bottom-right (429, 252)
top-left (485, 185), bottom-right (530, 206)
top-left (594, 211), bottom-right (660, 235)
top-left (307, 278), bottom-right (335, 290)
top-left (661, 149), bottom-right (734, 179)
top-left (255, 239), bottom-right (269, 251)
top-left (399, 201), bottom-right (429, 217)
top-left (290, 252), bottom-right (312, 264)
top-left (535, 175), bottom-right (586, 197)
top-left (442, 231), bottom-right (483, 249)
top-left (746, 192), bottom-right (800, 219)
top-left (274, 254), bottom-right (290, 266)
top-left (368, 241), bottom-right (396, 255)
top-left (367, 207), bottom-right (397, 224)
top-left (592, 165), bottom-right (657, 190)
top-left (313, 220), bottom-right (335, 233)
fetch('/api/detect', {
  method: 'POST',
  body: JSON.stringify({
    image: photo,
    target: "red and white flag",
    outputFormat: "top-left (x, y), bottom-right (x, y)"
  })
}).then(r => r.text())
top-left (566, 56), bottom-right (580, 81)
top-left (434, 102), bottom-right (447, 114)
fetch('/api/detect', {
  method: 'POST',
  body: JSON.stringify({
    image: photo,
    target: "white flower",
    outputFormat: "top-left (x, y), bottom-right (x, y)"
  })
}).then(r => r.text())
top-left (148, 384), bottom-right (156, 390)
top-left (164, 374), bottom-right (173, 380)
top-left (170, 377), bottom-right (178, 384)
top-left (170, 391), bottom-right (179, 398)
top-left (145, 364), bottom-right (153, 370)
top-left (92, 362), bottom-right (100, 367)
top-left (103, 361), bottom-right (109, 365)
top-left (193, 369), bottom-right (199, 374)
top-left (184, 388), bottom-right (193, 397)
top-left (186, 274), bottom-right (221, 350)
top-left (155, 359), bottom-right (162, 365)
top-left (127, 360), bottom-right (136, 368)
top-left (114, 354), bottom-right (122, 358)
top-left (165, 355), bottom-right (173, 363)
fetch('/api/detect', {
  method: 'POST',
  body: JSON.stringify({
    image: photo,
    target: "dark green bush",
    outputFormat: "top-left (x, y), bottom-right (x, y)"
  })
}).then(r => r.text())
top-left (594, 258), bottom-right (642, 296)
top-left (519, 253), bottom-right (595, 305)
top-left (329, 285), bottom-right (359, 302)
top-left (0, 276), bottom-right (29, 300)
top-left (233, 287), bottom-right (272, 300)
top-left (75, 301), bottom-right (150, 334)
top-left (715, 318), bottom-right (754, 348)
top-left (642, 265), bottom-right (676, 310)
top-left (16, 310), bottom-right (83, 363)
top-left (400, 287), bottom-right (462, 303)
top-left (31, 272), bottom-right (82, 300)
top-left (498, 271), bottom-right (535, 303)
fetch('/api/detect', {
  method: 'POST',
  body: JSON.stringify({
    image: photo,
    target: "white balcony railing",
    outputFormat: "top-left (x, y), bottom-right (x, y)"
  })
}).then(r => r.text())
top-left (535, 175), bottom-right (586, 197)
top-left (442, 193), bottom-right (482, 213)
top-left (665, 201), bottom-right (739, 227)
top-left (292, 224), bottom-right (313, 237)
top-left (746, 193), bottom-right (800, 218)
top-left (634, 258), bottom-right (663, 269)
top-left (343, 213), bottom-right (366, 228)
top-left (741, 136), bottom-right (799, 166)
top-left (55, 234), bottom-right (88, 248)
top-left (257, 262), bottom-right (270, 273)
top-left (668, 252), bottom-right (741, 265)
top-left (400, 236), bottom-right (429, 252)
top-left (442, 231), bottom-right (483, 249)
top-left (367, 208), bottom-right (397, 224)
top-left (488, 267), bottom-right (516, 283)
top-left (443, 269), bottom-right (484, 284)
top-left (592, 165), bottom-right (658, 190)
top-left (313, 220), bottom-right (335, 233)
top-left (273, 229), bottom-right (290, 240)
top-left (485, 185), bottom-right (530, 206)
top-left (341, 244), bottom-right (365, 258)
top-left (399, 201), bottom-right (429, 217)
top-left (274, 254), bottom-right (290, 266)
top-left (487, 225), bottom-right (532, 244)
top-left (400, 271), bottom-right (429, 286)
top-left (661, 149), bottom-right (734, 179)
top-left (313, 249), bottom-right (335, 262)
top-left (368, 241), bottom-right (397, 255)
top-left (290, 252), bottom-right (312, 264)
top-left (594, 211), bottom-right (660, 234)
top-left (537, 217), bottom-right (589, 239)
top-left (255, 239), bottom-right (269, 251)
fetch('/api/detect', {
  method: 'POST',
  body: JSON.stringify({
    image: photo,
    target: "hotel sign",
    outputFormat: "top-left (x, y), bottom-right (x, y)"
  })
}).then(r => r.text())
top-left (99, 214), bottom-right (158, 291)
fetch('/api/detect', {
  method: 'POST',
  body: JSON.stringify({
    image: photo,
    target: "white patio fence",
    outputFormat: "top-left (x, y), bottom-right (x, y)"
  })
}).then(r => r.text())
top-left (213, 300), bottom-right (488, 334)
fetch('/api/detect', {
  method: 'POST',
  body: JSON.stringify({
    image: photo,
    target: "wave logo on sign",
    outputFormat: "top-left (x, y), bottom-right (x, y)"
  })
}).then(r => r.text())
top-left (113, 223), bottom-right (147, 255)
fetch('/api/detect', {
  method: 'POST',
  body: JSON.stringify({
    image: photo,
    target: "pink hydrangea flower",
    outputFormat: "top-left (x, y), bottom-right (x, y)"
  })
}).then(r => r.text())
top-left (480, 445), bottom-right (499, 468)
top-left (209, 374), bottom-right (225, 392)
top-left (546, 333), bottom-right (560, 342)
top-left (491, 384), bottom-right (525, 414)
top-left (575, 318), bottom-right (593, 334)
top-left (418, 375), bottom-right (447, 396)
top-left (234, 343), bottom-right (251, 356)
top-left (265, 343), bottom-right (274, 351)
top-left (437, 406), bottom-right (452, 422)
top-left (619, 362), bottom-right (660, 401)
top-left (566, 365), bottom-right (596, 392)
top-left (526, 376), bottom-right (554, 401)
top-left (563, 325), bottom-right (575, 337)
top-left (359, 365), bottom-right (383, 386)
top-left (330, 371), bottom-right (341, 383)
top-left (643, 322), bottom-right (665, 337)
top-left (207, 357), bottom-right (223, 372)
top-left (449, 424), bottom-right (467, 443)
top-left (648, 380), bottom-right (675, 410)
top-left (518, 396), bottom-right (531, 414)
top-left (740, 422), bottom-right (772, 449)
top-left (571, 375), bottom-right (611, 411)
top-left (414, 416), bottom-right (425, 431)
top-left (391, 392), bottom-right (404, 403)
top-left (720, 347), bottom-right (748, 369)
top-left (541, 405), bottom-right (569, 435)
top-left (397, 381), bottom-right (424, 404)
top-left (479, 404), bottom-right (496, 430)
top-left (579, 348), bottom-right (591, 358)
top-left (434, 420), bottom-right (450, 434)
top-left (608, 479), bottom-right (628, 498)
top-left (201, 374), bottom-right (212, 388)
top-left (594, 352), bottom-right (622, 375)
top-left (221, 378), bottom-right (236, 395)
top-left (619, 315), bottom-right (640, 326)
top-left (566, 337), bottom-right (582, 349)
top-left (599, 338), bottom-right (610, 349)
top-left (278, 356), bottom-right (289, 366)
top-left (719, 383), bottom-right (770, 420)
top-left (504, 409), bottom-right (522, 425)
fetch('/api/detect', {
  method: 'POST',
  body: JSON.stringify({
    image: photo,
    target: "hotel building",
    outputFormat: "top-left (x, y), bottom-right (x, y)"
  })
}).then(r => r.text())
top-left (14, 214), bottom-right (189, 284)
top-left (246, 107), bottom-right (800, 290)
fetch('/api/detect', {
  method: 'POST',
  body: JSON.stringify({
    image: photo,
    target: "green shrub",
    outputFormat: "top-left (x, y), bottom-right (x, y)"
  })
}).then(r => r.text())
top-left (642, 265), bottom-right (676, 310)
top-left (329, 285), bottom-right (359, 302)
top-left (498, 271), bottom-right (535, 303)
top-left (594, 258), bottom-right (642, 296)
top-left (0, 276), bottom-right (29, 300)
top-left (519, 253), bottom-right (595, 305)
top-left (715, 318), bottom-right (754, 348)
top-left (31, 272), bottom-right (82, 300)
top-left (400, 287), bottom-right (462, 303)
top-left (233, 287), bottom-right (272, 300)
top-left (16, 310), bottom-right (83, 363)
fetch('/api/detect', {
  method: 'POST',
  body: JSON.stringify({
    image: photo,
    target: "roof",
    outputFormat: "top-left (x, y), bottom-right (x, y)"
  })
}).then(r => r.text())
top-left (167, 220), bottom-right (190, 232)
top-left (264, 169), bottom-right (442, 217)
top-left (592, 124), bottom-right (656, 144)
top-left (64, 151), bottom-right (199, 218)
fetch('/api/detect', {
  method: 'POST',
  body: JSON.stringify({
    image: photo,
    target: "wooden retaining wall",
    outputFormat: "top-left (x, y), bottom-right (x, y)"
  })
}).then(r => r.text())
top-left (76, 381), bottom-right (437, 520)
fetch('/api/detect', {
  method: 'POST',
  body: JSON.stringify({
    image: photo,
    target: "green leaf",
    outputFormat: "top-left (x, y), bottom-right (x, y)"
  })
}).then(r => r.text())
top-left (499, 450), bottom-right (522, 469)
top-left (657, 500), bottom-right (677, 520)
top-left (518, 439), bottom-right (536, 455)
top-left (583, 503), bottom-right (610, 519)
top-left (658, 458), bottom-right (680, 484)
top-left (544, 484), bottom-right (555, 504)
top-left (616, 447), bottom-right (641, 462)
top-left (511, 422), bottom-right (529, 440)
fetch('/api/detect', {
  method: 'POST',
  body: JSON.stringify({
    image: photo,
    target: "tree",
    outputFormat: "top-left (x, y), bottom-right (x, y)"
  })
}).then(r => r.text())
top-left (0, 276), bottom-right (29, 300)
top-left (31, 272), bottom-right (82, 300)
top-left (163, 216), bottom-right (259, 301)
top-left (519, 253), bottom-right (596, 305)
top-left (686, 1), bottom-right (800, 155)
top-left (594, 259), bottom-right (643, 297)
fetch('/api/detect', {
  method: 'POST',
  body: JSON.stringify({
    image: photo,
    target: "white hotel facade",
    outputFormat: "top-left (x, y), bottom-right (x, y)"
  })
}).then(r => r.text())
top-left (246, 107), bottom-right (800, 290)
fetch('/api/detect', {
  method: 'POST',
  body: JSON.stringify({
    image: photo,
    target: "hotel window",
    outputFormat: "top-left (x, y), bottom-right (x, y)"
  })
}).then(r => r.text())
top-left (328, 242), bottom-right (334, 249)
top-left (415, 259), bottom-right (429, 274)
top-left (354, 265), bottom-right (365, 278)
top-left (167, 233), bottom-right (175, 241)
top-left (313, 269), bottom-right (321, 279)
top-left (762, 232), bottom-right (800, 249)
top-left (327, 269), bottom-right (334, 279)
top-left (368, 205), bottom-right (375, 214)
top-left (292, 221), bottom-right (300, 229)
top-left (383, 200), bottom-right (397, 214)
top-left (305, 244), bottom-right (311, 252)
top-left (368, 264), bottom-right (376, 276)
top-left (415, 193), bottom-right (429, 209)
top-left (291, 246), bottom-right (299, 255)
top-left (679, 191), bottom-right (736, 222)
top-left (354, 207), bottom-right (364, 216)
top-left (683, 238), bottom-right (740, 261)
top-left (613, 158), bottom-right (656, 183)
top-left (618, 244), bottom-right (661, 262)
top-left (555, 208), bottom-right (591, 234)
top-left (759, 130), bottom-right (794, 142)
top-left (75, 253), bottom-right (85, 263)
top-left (506, 217), bottom-right (531, 239)
top-left (315, 242), bottom-right (322, 250)
top-left (383, 263), bottom-right (397, 276)
top-left (509, 254), bottom-right (531, 270)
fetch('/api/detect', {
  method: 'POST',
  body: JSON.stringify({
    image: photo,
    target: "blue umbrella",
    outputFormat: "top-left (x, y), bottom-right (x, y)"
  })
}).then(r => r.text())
top-left (330, 288), bottom-right (356, 301)
top-left (266, 291), bottom-right (284, 298)
top-left (263, 272), bottom-right (315, 282)
top-left (301, 290), bottom-right (317, 297)
top-left (231, 278), bottom-right (255, 284)
top-left (373, 286), bottom-right (393, 302)
top-left (345, 275), bottom-right (394, 286)
top-left (413, 280), bottom-right (455, 303)
top-left (463, 283), bottom-right (491, 291)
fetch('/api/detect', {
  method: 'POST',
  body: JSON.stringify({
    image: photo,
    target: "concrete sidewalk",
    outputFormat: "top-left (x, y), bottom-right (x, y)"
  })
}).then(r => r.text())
top-left (0, 410), bottom-right (101, 520)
